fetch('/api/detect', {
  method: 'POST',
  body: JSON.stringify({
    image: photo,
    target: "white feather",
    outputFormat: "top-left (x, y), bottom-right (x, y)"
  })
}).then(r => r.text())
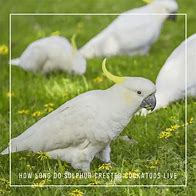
top-left (79, 0), bottom-right (178, 58)
top-left (11, 36), bottom-right (86, 75)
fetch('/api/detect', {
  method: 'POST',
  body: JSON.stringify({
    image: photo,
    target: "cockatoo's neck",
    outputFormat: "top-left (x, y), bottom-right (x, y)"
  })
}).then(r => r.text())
top-left (97, 84), bottom-right (142, 137)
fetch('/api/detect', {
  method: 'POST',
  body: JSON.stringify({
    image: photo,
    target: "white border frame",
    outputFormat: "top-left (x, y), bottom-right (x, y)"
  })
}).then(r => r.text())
top-left (9, 13), bottom-right (187, 188)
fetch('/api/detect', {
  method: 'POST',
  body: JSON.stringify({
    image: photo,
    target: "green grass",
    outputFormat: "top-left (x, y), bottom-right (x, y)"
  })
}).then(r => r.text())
top-left (0, 0), bottom-right (196, 195)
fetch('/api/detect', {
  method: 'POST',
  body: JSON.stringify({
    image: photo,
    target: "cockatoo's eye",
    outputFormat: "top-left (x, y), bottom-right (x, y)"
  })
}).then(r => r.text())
top-left (137, 90), bottom-right (142, 95)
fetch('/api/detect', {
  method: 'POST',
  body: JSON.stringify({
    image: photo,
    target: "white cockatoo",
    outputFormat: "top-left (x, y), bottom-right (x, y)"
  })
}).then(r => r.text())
top-left (79, 0), bottom-right (178, 58)
top-left (11, 35), bottom-right (86, 75)
top-left (139, 33), bottom-right (196, 115)
top-left (1, 59), bottom-right (156, 171)
top-left (154, 33), bottom-right (196, 110)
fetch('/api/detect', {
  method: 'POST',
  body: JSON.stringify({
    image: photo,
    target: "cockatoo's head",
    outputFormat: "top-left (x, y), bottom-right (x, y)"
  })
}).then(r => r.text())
top-left (70, 35), bottom-right (87, 75)
top-left (155, 0), bottom-right (178, 20)
top-left (102, 59), bottom-right (156, 111)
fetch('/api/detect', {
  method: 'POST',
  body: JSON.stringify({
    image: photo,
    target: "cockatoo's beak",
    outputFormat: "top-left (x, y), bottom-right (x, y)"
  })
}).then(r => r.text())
top-left (167, 12), bottom-right (177, 21)
top-left (140, 94), bottom-right (156, 111)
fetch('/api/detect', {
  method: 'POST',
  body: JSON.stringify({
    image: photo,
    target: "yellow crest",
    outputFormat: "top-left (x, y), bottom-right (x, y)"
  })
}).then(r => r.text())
top-left (71, 34), bottom-right (77, 53)
top-left (102, 58), bottom-right (125, 84)
top-left (142, 0), bottom-right (153, 4)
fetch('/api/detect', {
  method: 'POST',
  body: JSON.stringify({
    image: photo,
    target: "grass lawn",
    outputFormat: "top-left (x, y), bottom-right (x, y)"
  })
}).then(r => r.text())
top-left (0, 0), bottom-right (196, 195)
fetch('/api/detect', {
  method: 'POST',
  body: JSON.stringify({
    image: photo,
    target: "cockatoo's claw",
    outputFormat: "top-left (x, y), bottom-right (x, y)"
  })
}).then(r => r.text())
top-left (105, 161), bottom-right (117, 166)
top-left (81, 168), bottom-right (90, 173)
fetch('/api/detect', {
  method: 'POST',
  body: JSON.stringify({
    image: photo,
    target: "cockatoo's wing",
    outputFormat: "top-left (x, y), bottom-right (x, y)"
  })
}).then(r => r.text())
top-left (111, 13), bottom-right (161, 52)
top-left (187, 34), bottom-right (196, 96)
top-left (79, 6), bottom-right (164, 58)
top-left (1, 91), bottom-right (99, 154)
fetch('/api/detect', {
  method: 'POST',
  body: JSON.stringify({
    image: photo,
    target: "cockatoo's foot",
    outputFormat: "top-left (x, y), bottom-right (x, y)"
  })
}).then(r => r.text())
top-left (72, 161), bottom-right (90, 172)
top-left (95, 144), bottom-right (111, 163)
top-left (104, 161), bottom-right (117, 166)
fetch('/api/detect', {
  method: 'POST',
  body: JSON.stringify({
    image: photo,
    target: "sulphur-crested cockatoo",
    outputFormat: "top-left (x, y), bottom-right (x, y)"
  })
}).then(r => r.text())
top-left (79, 0), bottom-right (178, 58)
top-left (139, 33), bottom-right (196, 116)
top-left (1, 59), bottom-right (156, 171)
top-left (11, 35), bottom-right (86, 74)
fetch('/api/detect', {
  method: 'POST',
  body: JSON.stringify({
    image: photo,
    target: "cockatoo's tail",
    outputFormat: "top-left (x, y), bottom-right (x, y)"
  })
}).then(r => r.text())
top-left (102, 58), bottom-right (125, 84)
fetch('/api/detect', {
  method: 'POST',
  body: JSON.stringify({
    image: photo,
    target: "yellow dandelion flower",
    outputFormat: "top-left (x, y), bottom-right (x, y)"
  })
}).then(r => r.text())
top-left (98, 163), bottom-right (112, 171)
top-left (159, 131), bottom-right (172, 139)
top-left (31, 179), bottom-right (46, 188)
top-left (0, 44), bottom-right (8, 55)
top-left (51, 31), bottom-right (60, 36)
top-left (69, 189), bottom-right (84, 196)
top-left (18, 109), bottom-right (29, 115)
top-left (159, 123), bottom-right (181, 139)
top-left (36, 152), bottom-right (49, 161)
top-left (6, 92), bottom-right (15, 97)
top-left (44, 103), bottom-right (54, 108)
top-left (170, 124), bottom-right (181, 130)
top-left (93, 76), bottom-right (103, 83)
top-left (165, 127), bottom-right (173, 132)
top-left (45, 107), bottom-right (54, 113)
top-left (32, 111), bottom-right (43, 117)
top-left (44, 103), bottom-right (54, 113)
